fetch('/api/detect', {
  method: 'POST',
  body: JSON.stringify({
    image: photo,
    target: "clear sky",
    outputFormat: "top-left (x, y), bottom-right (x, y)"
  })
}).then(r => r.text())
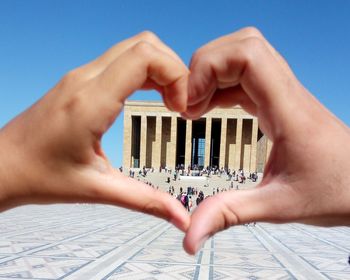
top-left (1, 0), bottom-right (350, 167)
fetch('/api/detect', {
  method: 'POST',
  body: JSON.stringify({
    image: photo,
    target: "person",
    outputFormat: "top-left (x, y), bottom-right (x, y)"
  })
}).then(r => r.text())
top-left (196, 191), bottom-right (204, 206)
top-left (188, 195), bottom-right (193, 211)
top-left (0, 31), bottom-right (190, 233)
top-left (181, 27), bottom-right (350, 255)
top-left (0, 27), bottom-right (349, 256)
top-left (180, 192), bottom-right (189, 211)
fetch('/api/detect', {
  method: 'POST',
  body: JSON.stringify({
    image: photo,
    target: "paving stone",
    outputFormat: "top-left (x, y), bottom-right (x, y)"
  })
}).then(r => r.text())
top-left (0, 204), bottom-right (349, 279)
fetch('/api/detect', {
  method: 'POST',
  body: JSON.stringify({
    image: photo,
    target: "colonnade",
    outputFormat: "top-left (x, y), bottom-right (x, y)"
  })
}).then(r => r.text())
top-left (123, 102), bottom-right (271, 172)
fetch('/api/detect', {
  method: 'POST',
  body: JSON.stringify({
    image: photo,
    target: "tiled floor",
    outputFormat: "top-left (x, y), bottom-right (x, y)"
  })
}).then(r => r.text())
top-left (0, 204), bottom-right (349, 279)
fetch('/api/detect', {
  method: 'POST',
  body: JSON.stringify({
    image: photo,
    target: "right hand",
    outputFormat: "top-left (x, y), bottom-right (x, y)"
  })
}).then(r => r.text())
top-left (182, 27), bottom-right (350, 254)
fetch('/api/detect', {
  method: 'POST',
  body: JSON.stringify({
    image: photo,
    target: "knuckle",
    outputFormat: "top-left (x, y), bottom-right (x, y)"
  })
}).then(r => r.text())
top-left (132, 40), bottom-right (154, 57)
top-left (57, 70), bottom-right (90, 114)
top-left (215, 196), bottom-right (240, 227)
top-left (243, 36), bottom-right (265, 50)
top-left (142, 197), bottom-right (166, 218)
top-left (191, 48), bottom-right (210, 67)
top-left (192, 48), bottom-right (205, 61)
top-left (207, 195), bottom-right (239, 232)
top-left (61, 91), bottom-right (83, 114)
top-left (60, 68), bottom-right (84, 87)
top-left (240, 37), bottom-right (266, 62)
top-left (241, 26), bottom-right (263, 39)
top-left (137, 30), bottom-right (159, 43)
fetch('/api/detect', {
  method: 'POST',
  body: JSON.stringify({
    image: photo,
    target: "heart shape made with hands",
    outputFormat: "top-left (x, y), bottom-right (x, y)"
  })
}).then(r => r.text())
top-left (119, 28), bottom-right (345, 255)
top-left (14, 28), bottom-right (344, 257)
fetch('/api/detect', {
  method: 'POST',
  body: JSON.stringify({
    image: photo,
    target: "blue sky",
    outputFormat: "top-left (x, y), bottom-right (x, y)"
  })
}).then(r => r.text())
top-left (1, 0), bottom-right (350, 167)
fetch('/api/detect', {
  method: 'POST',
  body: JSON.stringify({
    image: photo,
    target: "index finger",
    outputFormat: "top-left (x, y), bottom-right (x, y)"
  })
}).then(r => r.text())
top-left (76, 31), bottom-right (187, 81)
top-left (187, 37), bottom-right (301, 139)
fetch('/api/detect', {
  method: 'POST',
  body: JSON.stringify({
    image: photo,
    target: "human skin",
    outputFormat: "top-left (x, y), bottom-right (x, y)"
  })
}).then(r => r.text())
top-left (0, 28), bottom-right (349, 255)
top-left (0, 31), bottom-right (190, 232)
top-left (182, 27), bottom-right (350, 254)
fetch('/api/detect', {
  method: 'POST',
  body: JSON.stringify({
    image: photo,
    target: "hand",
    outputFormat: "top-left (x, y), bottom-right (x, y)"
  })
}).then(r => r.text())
top-left (182, 27), bottom-right (350, 254)
top-left (0, 31), bottom-right (190, 232)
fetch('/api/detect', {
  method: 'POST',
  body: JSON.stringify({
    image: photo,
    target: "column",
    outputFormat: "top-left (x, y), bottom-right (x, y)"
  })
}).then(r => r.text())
top-left (219, 118), bottom-right (227, 168)
top-left (139, 115), bottom-right (147, 168)
top-left (234, 118), bottom-right (243, 170)
top-left (168, 116), bottom-right (177, 169)
top-left (204, 117), bottom-right (212, 167)
top-left (123, 113), bottom-right (132, 169)
top-left (266, 138), bottom-right (273, 164)
top-left (227, 119), bottom-right (235, 169)
top-left (152, 116), bottom-right (162, 169)
top-left (250, 118), bottom-right (258, 172)
top-left (184, 120), bottom-right (192, 168)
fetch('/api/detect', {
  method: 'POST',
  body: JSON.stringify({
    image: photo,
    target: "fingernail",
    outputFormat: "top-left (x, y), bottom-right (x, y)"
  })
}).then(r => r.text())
top-left (180, 112), bottom-right (190, 120)
top-left (180, 110), bottom-right (199, 120)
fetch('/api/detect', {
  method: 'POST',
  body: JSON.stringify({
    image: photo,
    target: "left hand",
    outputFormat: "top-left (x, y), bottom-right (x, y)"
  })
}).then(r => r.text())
top-left (0, 31), bottom-right (190, 232)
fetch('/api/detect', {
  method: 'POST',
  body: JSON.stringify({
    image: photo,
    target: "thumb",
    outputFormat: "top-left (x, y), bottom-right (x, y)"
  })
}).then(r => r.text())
top-left (72, 168), bottom-right (190, 232)
top-left (183, 184), bottom-right (289, 255)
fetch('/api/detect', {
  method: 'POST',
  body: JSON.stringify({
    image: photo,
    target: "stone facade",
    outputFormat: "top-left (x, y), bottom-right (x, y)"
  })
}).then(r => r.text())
top-left (123, 100), bottom-right (272, 172)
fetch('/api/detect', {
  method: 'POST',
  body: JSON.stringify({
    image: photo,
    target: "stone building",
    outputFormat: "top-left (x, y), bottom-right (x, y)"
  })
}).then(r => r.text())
top-left (123, 101), bottom-right (272, 172)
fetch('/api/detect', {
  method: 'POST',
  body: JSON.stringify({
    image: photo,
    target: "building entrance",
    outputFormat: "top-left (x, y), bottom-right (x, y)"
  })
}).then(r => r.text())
top-left (210, 119), bottom-right (222, 168)
top-left (191, 119), bottom-right (206, 168)
top-left (175, 118), bottom-right (186, 167)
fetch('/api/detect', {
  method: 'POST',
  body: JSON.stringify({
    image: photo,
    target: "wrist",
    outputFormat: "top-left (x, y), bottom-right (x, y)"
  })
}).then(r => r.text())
top-left (0, 126), bottom-right (29, 211)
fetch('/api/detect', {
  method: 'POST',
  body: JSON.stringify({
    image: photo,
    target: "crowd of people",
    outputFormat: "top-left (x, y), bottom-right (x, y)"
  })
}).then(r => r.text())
top-left (122, 165), bottom-right (260, 213)
top-left (125, 164), bottom-right (259, 184)
top-left (172, 187), bottom-right (205, 212)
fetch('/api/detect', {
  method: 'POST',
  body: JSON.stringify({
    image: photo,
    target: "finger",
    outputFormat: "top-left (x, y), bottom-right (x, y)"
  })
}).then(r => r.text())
top-left (200, 27), bottom-right (292, 69)
top-left (188, 27), bottom-right (293, 106)
top-left (212, 87), bottom-right (258, 115)
top-left (141, 79), bottom-right (164, 92)
top-left (183, 184), bottom-right (300, 254)
top-left (76, 171), bottom-right (190, 232)
top-left (83, 41), bottom-right (188, 135)
top-left (182, 85), bottom-right (257, 120)
top-left (188, 38), bottom-right (299, 139)
top-left (71, 31), bottom-right (186, 81)
top-left (100, 41), bottom-right (188, 109)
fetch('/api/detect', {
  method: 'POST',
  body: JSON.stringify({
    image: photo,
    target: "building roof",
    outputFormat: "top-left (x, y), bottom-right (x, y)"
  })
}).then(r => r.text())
top-left (124, 100), bottom-right (255, 119)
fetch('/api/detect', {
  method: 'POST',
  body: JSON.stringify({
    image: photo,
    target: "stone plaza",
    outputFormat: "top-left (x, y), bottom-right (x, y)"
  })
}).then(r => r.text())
top-left (0, 102), bottom-right (349, 279)
top-left (0, 202), bottom-right (349, 280)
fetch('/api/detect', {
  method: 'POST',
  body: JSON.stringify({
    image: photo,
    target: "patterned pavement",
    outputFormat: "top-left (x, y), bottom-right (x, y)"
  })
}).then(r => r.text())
top-left (0, 204), bottom-right (349, 280)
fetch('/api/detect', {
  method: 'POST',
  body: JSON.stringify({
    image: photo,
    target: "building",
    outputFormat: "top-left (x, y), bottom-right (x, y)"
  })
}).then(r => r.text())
top-left (123, 101), bottom-right (272, 172)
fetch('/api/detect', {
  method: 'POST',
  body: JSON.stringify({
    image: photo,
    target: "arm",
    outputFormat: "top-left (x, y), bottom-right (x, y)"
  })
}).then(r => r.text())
top-left (0, 31), bottom-right (190, 232)
top-left (182, 27), bottom-right (350, 254)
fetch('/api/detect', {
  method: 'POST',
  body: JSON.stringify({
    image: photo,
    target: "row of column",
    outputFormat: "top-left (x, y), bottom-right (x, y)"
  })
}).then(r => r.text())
top-left (124, 115), bottom-right (260, 171)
